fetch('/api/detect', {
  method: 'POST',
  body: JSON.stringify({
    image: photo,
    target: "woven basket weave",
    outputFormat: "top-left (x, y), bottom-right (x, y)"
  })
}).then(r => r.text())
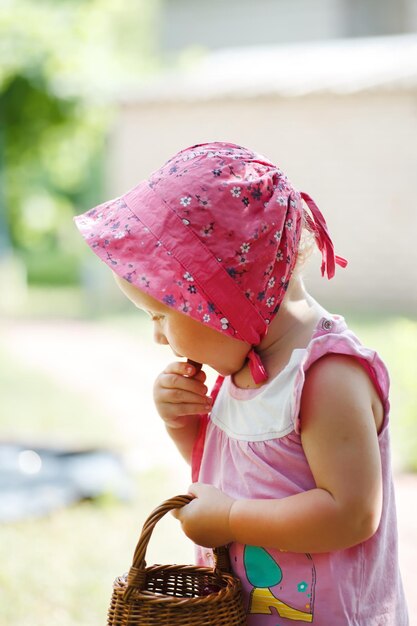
top-left (107, 494), bottom-right (246, 626)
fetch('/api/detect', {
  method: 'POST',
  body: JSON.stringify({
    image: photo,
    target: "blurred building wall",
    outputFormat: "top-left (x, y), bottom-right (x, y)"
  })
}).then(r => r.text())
top-left (105, 38), bottom-right (417, 315)
top-left (157, 0), bottom-right (417, 52)
top-left (346, 0), bottom-right (414, 36)
top-left (158, 0), bottom-right (347, 49)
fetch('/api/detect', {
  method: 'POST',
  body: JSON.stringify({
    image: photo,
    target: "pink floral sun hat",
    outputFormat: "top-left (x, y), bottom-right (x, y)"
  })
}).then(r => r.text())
top-left (74, 141), bottom-right (346, 383)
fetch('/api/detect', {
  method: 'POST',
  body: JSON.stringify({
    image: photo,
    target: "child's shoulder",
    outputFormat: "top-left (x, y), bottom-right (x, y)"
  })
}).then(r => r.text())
top-left (298, 317), bottom-right (387, 434)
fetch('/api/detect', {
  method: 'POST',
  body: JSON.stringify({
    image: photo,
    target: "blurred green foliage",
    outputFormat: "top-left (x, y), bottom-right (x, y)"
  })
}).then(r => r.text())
top-left (0, 0), bottom-right (160, 284)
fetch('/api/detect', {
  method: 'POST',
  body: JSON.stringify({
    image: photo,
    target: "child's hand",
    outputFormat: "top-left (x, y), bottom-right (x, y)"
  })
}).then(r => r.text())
top-left (172, 483), bottom-right (235, 548)
top-left (153, 361), bottom-right (213, 429)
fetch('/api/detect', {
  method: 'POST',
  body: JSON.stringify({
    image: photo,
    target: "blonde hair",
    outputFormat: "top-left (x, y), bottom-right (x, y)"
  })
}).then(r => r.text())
top-left (293, 207), bottom-right (317, 276)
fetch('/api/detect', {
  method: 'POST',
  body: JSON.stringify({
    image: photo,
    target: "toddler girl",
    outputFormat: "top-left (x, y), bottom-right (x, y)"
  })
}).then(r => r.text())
top-left (75, 142), bottom-right (408, 625)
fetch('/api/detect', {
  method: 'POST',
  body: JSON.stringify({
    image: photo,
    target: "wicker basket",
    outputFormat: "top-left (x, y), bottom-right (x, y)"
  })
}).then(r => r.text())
top-left (108, 494), bottom-right (246, 626)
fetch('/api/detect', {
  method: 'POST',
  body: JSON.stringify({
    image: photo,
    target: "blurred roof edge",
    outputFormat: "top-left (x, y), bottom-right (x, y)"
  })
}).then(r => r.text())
top-left (118, 33), bottom-right (417, 104)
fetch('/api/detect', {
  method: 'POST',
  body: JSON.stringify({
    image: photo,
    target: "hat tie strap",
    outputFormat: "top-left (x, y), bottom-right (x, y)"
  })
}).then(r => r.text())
top-left (247, 348), bottom-right (269, 384)
top-left (300, 192), bottom-right (347, 279)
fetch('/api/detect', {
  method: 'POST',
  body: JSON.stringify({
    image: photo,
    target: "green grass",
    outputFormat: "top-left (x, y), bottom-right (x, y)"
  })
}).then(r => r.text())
top-left (0, 468), bottom-right (194, 626)
top-left (0, 347), bottom-right (116, 449)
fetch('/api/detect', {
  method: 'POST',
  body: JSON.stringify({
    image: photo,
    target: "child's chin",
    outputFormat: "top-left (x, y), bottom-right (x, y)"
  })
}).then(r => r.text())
top-left (215, 364), bottom-right (235, 377)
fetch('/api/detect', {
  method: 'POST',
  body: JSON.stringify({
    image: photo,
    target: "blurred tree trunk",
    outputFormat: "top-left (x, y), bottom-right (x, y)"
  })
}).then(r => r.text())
top-left (0, 120), bottom-right (11, 257)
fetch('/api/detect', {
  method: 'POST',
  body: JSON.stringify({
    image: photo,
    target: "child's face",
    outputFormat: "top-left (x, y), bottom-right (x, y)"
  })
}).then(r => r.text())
top-left (114, 275), bottom-right (250, 376)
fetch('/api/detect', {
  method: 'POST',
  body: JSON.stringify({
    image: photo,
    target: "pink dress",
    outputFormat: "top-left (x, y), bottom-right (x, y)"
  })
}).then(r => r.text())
top-left (193, 314), bottom-right (408, 625)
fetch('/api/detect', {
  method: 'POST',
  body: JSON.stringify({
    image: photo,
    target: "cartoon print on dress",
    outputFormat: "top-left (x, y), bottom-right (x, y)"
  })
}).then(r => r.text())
top-left (231, 544), bottom-right (316, 623)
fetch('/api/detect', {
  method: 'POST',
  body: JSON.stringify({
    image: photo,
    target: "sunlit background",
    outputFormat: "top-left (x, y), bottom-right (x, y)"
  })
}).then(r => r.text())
top-left (1, 1), bottom-right (416, 624)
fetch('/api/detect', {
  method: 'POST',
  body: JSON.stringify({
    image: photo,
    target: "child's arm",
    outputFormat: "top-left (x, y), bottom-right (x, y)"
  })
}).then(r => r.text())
top-left (174, 354), bottom-right (384, 552)
top-left (153, 361), bottom-right (212, 463)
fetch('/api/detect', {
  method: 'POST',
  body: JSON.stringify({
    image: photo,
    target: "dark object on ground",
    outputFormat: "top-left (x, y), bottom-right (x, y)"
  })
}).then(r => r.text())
top-left (0, 443), bottom-right (132, 522)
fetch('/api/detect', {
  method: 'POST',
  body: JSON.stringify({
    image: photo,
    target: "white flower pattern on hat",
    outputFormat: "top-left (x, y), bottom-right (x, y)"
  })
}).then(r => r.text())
top-left (220, 317), bottom-right (229, 330)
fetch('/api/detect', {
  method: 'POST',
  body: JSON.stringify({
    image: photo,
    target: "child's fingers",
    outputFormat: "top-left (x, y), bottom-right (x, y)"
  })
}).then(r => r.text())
top-left (164, 402), bottom-right (212, 419)
top-left (159, 362), bottom-right (208, 396)
top-left (187, 358), bottom-right (202, 373)
top-left (153, 361), bottom-right (213, 422)
top-left (157, 387), bottom-right (212, 408)
top-left (193, 370), bottom-right (207, 383)
top-left (163, 360), bottom-right (207, 382)
top-left (159, 372), bottom-right (208, 397)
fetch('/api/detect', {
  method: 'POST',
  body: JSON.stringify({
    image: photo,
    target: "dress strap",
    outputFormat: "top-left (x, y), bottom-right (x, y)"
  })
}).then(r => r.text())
top-left (191, 375), bottom-right (225, 482)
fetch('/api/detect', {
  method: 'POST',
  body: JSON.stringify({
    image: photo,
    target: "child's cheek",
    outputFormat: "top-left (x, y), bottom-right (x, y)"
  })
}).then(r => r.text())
top-left (166, 325), bottom-right (182, 353)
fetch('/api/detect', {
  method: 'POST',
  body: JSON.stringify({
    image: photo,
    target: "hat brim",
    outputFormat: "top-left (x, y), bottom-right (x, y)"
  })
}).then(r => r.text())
top-left (74, 186), bottom-right (242, 339)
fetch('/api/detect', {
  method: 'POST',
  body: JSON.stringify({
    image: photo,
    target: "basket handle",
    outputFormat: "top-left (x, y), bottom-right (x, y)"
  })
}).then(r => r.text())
top-left (124, 494), bottom-right (232, 599)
